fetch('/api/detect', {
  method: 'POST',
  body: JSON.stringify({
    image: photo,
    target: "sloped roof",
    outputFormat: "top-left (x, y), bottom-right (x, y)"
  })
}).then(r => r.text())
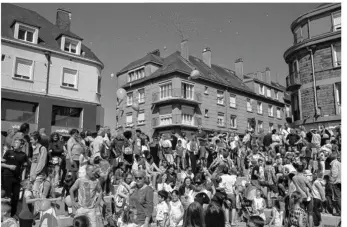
top-left (117, 53), bottom-right (164, 76)
top-left (1, 3), bottom-right (103, 67)
top-left (122, 51), bottom-right (253, 94)
top-left (244, 73), bottom-right (285, 91)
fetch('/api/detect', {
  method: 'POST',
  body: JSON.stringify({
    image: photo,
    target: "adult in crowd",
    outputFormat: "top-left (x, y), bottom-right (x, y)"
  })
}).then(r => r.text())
top-left (48, 132), bottom-right (66, 186)
top-left (129, 170), bottom-right (154, 227)
top-left (70, 165), bottom-right (102, 227)
top-left (39, 128), bottom-right (50, 149)
top-left (67, 129), bottom-right (84, 170)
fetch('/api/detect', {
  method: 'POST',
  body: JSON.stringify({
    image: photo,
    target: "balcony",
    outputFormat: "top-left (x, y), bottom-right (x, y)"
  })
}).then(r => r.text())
top-left (152, 89), bottom-right (202, 105)
top-left (152, 114), bottom-right (202, 129)
top-left (286, 73), bottom-right (301, 92)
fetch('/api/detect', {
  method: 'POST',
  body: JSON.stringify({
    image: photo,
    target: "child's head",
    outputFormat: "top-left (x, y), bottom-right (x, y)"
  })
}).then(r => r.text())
top-left (1, 202), bottom-right (11, 218)
top-left (158, 190), bottom-right (169, 203)
top-left (73, 215), bottom-right (91, 227)
top-left (256, 189), bottom-right (262, 198)
top-left (177, 140), bottom-right (182, 146)
top-left (171, 190), bottom-right (179, 202)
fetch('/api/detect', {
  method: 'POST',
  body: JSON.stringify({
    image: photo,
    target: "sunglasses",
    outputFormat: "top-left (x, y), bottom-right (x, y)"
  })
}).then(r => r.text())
top-left (135, 177), bottom-right (143, 180)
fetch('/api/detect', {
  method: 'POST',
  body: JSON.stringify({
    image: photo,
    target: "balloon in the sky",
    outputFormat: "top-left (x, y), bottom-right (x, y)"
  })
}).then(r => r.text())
top-left (132, 102), bottom-right (140, 111)
top-left (190, 70), bottom-right (200, 80)
top-left (116, 88), bottom-right (126, 100)
top-left (111, 73), bottom-right (115, 79)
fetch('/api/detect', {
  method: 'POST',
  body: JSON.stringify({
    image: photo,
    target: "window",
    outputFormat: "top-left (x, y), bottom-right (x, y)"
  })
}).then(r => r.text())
top-left (64, 38), bottom-right (78, 54)
top-left (62, 68), bottom-right (78, 89)
top-left (97, 77), bottom-right (102, 94)
top-left (267, 88), bottom-right (271, 97)
top-left (301, 23), bottom-right (309, 40)
top-left (259, 84), bottom-right (264, 95)
top-left (17, 25), bottom-right (34, 42)
top-left (128, 67), bottom-right (145, 82)
top-left (275, 90), bottom-right (279, 100)
top-left (14, 58), bottom-right (33, 80)
top-left (217, 90), bottom-right (224, 105)
top-left (1, 99), bottom-right (38, 123)
top-left (230, 94), bottom-right (236, 108)
top-left (333, 11), bottom-right (341, 31)
top-left (127, 92), bottom-right (133, 106)
top-left (51, 105), bottom-right (82, 128)
top-left (247, 98), bottom-right (253, 112)
top-left (160, 114), bottom-right (172, 126)
top-left (269, 123), bottom-right (274, 132)
top-left (137, 111), bottom-right (145, 125)
top-left (217, 113), bottom-right (225, 127)
top-left (268, 105), bottom-right (273, 117)
top-left (182, 114), bottom-right (193, 125)
top-left (204, 109), bottom-right (209, 117)
top-left (126, 113), bottom-right (133, 125)
top-left (332, 43), bottom-right (341, 67)
top-left (230, 115), bottom-right (237, 128)
top-left (335, 83), bottom-right (341, 115)
top-left (138, 89), bottom-right (145, 103)
top-left (294, 27), bottom-right (302, 43)
top-left (277, 107), bottom-right (281, 119)
top-left (309, 15), bottom-right (332, 38)
top-left (182, 83), bottom-right (194, 100)
top-left (286, 105), bottom-right (291, 118)
top-left (204, 86), bottom-right (209, 94)
top-left (258, 121), bottom-right (263, 133)
top-left (160, 83), bottom-right (172, 99)
top-left (257, 102), bottom-right (263, 114)
top-left (292, 60), bottom-right (299, 75)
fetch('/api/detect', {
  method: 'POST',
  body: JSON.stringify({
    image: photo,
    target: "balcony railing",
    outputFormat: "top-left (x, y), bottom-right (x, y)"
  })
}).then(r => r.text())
top-left (152, 114), bottom-right (202, 128)
top-left (152, 88), bottom-right (202, 104)
top-left (286, 73), bottom-right (301, 92)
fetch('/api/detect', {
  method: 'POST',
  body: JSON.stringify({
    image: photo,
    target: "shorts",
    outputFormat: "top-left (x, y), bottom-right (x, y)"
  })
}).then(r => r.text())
top-left (226, 193), bottom-right (237, 209)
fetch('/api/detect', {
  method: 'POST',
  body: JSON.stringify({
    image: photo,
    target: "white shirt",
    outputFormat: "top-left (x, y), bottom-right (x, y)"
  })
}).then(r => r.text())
top-left (178, 138), bottom-right (187, 149)
top-left (156, 201), bottom-right (169, 221)
top-left (219, 174), bottom-right (237, 195)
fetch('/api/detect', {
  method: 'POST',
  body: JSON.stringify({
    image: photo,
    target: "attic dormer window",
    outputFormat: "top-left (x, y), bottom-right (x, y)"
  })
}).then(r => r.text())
top-left (61, 36), bottom-right (81, 55)
top-left (13, 22), bottom-right (39, 44)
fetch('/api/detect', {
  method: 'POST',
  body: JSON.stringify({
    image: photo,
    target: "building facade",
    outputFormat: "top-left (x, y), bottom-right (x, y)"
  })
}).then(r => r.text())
top-left (284, 3), bottom-right (341, 130)
top-left (116, 41), bottom-right (289, 138)
top-left (1, 4), bottom-right (104, 137)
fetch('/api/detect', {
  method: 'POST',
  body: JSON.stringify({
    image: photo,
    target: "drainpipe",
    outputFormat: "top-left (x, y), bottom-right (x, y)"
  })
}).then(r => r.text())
top-left (307, 46), bottom-right (320, 118)
top-left (44, 51), bottom-right (51, 95)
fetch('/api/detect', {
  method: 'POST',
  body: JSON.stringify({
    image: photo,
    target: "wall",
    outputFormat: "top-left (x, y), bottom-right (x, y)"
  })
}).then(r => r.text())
top-left (1, 42), bottom-right (101, 105)
top-left (1, 89), bottom-right (97, 134)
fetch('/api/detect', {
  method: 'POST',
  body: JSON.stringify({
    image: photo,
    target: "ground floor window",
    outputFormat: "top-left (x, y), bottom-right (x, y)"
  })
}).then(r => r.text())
top-left (51, 105), bottom-right (83, 128)
top-left (1, 99), bottom-right (38, 123)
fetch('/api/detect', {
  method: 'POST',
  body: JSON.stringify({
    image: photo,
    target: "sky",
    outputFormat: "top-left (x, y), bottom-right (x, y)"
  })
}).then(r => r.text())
top-left (16, 2), bottom-right (321, 127)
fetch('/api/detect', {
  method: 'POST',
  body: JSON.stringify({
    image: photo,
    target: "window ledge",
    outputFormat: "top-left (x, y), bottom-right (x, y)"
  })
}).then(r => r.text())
top-left (257, 112), bottom-right (263, 115)
top-left (230, 127), bottom-right (237, 130)
top-left (127, 104), bottom-right (133, 107)
top-left (217, 125), bottom-right (226, 128)
top-left (277, 117), bottom-right (282, 120)
top-left (139, 101), bottom-right (145, 104)
top-left (61, 85), bottom-right (78, 91)
top-left (204, 115), bottom-right (209, 118)
top-left (247, 110), bottom-right (253, 113)
top-left (137, 122), bottom-right (145, 126)
top-left (204, 92), bottom-right (209, 95)
top-left (333, 65), bottom-right (341, 69)
top-left (217, 103), bottom-right (225, 106)
top-left (230, 106), bottom-right (237, 109)
top-left (268, 115), bottom-right (274, 118)
top-left (12, 76), bottom-right (34, 83)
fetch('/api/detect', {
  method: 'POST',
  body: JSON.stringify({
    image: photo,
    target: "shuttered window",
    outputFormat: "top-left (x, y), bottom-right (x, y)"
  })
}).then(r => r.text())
top-left (230, 95), bottom-right (236, 108)
top-left (14, 58), bottom-right (33, 80)
top-left (333, 11), bottom-right (341, 31)
top-left (62, 68), bottom-right (77, 88)
top-left (126, 113), bottom-right (133, 124)
top-left (138, 111), bottom-right (145, 124)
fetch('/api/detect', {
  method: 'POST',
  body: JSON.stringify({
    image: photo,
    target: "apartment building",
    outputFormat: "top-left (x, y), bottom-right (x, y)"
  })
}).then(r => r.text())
top-left (1, 4), bottom-right (104, 137)
top-left (284, 3), bottom-right (341, 130)
top-left (116, 41), bottom-right (289, 138)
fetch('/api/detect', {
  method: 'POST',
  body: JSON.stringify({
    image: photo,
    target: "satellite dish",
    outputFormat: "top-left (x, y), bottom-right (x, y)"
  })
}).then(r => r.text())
top-left (190, 70), bottom-right (200, 80)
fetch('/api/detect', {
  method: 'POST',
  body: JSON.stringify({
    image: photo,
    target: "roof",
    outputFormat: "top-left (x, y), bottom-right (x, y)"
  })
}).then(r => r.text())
top-left (244, 73), bottom-right (285, 91)
top-left (1, 3), bottom-right (103, 67)
top-left (122, 51), bottom-right (254, 94)
top-left (117, 52), bottom-right (163, 76)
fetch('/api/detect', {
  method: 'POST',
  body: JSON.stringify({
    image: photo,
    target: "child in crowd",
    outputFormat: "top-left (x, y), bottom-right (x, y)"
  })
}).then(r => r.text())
top-left (156, 190), bottom-right (169, 227)
top-left (268, 200), bottom-right (283, 227)
top-left (169, 190), bottom-right (184, 227)
top-left (252, 189), bottom-right (266, 223)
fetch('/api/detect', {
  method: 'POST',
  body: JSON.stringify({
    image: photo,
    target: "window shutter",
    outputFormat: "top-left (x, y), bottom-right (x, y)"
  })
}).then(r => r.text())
top-left (138, 112), bottom-right (145, 121)
top-left (63, 69), bottom-right (76, 85)
top-left (333, 12), bottom-right (341, 28)
top-left (16, 59), bottom-right (32, 77)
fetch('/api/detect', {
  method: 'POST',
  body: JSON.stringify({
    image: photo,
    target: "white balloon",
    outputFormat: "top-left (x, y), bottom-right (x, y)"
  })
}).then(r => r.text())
top-left (190, 70), bottom-right (200, 79)
top-left (111, 73), bottom-right (115, 78)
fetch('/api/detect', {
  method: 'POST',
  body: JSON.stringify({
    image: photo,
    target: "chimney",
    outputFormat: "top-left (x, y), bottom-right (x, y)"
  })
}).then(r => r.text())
top-left (257, 71), bottom-right (262, 80)
top-left (202, 47), bottom-right (211, 68)
top-left (180, 39), bottom-right (189, 60)
top-left (56, 8), bottom-right (72, 32)
top-left (235, 58), bottom-right (243, 80)
top-left (265, 67), bottom-right (271, 84)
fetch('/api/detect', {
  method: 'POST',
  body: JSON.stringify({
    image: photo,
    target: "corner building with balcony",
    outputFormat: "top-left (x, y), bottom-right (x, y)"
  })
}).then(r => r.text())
top-left (116, 41), bottom-right (289, 138)
top-left (1, 4), bottom-right (104, 137)
top-left (284, 3), bottom-right (341, 130)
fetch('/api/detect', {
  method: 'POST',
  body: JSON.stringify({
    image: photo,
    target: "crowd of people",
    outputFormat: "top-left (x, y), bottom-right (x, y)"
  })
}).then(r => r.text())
top-left (0, 122), bottom-right (341, 227)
